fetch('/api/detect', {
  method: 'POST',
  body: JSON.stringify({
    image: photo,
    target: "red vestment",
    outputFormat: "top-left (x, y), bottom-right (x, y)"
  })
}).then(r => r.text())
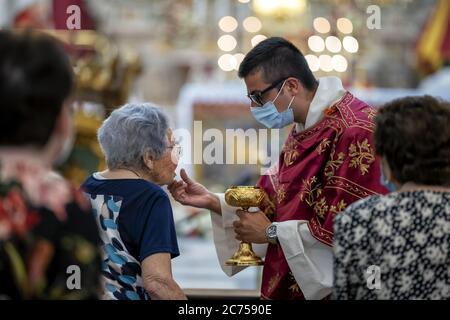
top-left (257, 92), bottom-right (388, 299)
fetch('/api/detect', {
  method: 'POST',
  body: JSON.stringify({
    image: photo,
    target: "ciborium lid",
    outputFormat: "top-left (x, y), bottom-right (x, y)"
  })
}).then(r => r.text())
top-left (224, 186), bottom-right (266, 208)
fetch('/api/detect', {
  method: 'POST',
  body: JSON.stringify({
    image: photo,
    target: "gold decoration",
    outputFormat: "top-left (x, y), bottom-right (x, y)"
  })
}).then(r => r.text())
top-left (362, 107), bottom-right (377, 121)
top-left (299, 176), bottom-right (322, 207)
top-left (299, 176), bottom-right (347, 220)
top-left (44, 30), bottom-right (142, 111)
top-left (276, 185), bottom-right (287, 204)
top-left (316, 138), bottom-right (331, 155)
top-left (314, 197), bottom-right (329, 219)
top-left (324, 149), bottom-right (346, 178)
top-left (330, 199), bottom-right (347, 216)
top-left (326, 176), bottom-right (378, 199)
top-left (59, 111), bottom-right (105, 186)
top-left (288, 272), bottom-right (300, 293)
top-left (282, 139), bottom-right (300, 167)
top-left (268, 273), bottom-right (281, 295)
top-left (348, 139), bottom-right (375, 175)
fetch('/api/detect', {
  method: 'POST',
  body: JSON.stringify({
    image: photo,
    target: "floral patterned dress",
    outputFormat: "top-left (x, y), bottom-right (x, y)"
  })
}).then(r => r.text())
top-left (333, 190), bottom-right (450, 299)
top-left (0, 157), bottom-right (101, 299)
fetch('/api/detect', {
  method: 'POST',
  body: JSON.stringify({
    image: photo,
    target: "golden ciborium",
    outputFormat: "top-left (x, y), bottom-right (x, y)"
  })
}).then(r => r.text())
top-left (224, 186), bottom-right (267, 266)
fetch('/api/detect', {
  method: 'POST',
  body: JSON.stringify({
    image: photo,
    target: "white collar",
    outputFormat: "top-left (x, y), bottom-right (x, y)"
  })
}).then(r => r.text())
top-left (93, 172), bottom-right (106, 180)
top-left (295, 76), bottom-right (346, 132)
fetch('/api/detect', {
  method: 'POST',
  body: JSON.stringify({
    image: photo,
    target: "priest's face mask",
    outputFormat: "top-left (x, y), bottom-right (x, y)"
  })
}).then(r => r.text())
top-left (244, 71), bottom-right (298, 129)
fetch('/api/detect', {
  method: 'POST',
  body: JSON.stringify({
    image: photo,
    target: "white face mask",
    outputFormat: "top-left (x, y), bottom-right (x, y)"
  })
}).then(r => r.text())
top-left (250, 80), bottom-right (295, 129)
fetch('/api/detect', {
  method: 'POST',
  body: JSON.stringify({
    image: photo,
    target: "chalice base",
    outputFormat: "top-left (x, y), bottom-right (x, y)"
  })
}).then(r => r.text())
top-left (225, 242), bottom-right (264, 266)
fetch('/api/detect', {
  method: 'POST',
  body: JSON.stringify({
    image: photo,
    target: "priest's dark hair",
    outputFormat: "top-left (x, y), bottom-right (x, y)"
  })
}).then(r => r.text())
top-left (238, 37), bottom-right (318, 91)
top-left (375, 95), bottom-right (450, 187)
top-left (0, 30), bottom-right (73, 147)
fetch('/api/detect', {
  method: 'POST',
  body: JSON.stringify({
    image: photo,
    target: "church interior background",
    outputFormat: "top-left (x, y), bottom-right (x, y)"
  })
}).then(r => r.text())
top-left (1, 0), bottom-right (449, 298)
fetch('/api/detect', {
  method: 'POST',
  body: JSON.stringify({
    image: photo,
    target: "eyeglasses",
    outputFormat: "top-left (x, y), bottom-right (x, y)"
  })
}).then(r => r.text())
top-left (167, 143), bottom-right (182, 159)
top-left (247, 77), bottom-right (289, 107)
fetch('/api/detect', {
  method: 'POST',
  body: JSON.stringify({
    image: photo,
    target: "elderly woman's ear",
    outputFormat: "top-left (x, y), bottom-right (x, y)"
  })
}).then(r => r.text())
top-left (143, 152), bottom-right (154, 170)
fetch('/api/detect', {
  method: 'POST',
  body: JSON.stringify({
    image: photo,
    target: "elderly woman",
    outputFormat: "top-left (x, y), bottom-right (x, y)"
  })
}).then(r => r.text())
top-left (82, 103), bottom-right (186, 300)
top-left (333, 95), bottom-right (450, 300)
top-left (0, 30), bottom-right (101, 299)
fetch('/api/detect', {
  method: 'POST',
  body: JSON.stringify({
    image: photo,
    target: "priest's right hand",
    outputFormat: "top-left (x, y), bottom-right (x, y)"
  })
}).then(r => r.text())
top-left (168, 168), bottom-right (221, 214)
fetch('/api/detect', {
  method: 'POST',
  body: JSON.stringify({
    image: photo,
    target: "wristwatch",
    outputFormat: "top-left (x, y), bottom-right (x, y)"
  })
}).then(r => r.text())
top-left (265, 223), bottom-right (278, 245)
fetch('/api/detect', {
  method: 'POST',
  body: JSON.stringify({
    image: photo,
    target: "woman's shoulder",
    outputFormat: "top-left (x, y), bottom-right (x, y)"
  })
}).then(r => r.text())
top-left (337, 190), bottom-right (450, 224)
top-left (83, 174), bottom-right (167, 198)
top-left (335, 193), bottom-right (393, 225)
top-left (342, 193), bottom-right (384, 212)
top-left (125, 178), bottom-right (168, 197)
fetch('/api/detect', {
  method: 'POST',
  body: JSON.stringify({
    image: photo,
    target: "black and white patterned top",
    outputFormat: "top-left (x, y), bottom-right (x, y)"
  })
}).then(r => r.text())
top-left (332, 190), bottom-right (450, 300)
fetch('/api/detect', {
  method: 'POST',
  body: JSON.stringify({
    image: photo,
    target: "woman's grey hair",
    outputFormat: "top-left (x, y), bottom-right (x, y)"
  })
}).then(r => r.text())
top-left (98, 103), bottom-right (169, 170)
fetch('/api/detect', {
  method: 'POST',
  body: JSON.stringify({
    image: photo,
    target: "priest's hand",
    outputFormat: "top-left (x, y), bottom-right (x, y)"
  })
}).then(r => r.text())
top-left (168, 168), bottom-right (221, 214)
top-left (233, 210), bottom-right (271, 244)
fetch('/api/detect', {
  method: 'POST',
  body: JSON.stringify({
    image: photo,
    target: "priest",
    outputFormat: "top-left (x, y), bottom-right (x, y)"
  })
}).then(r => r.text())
top-left (169, 37), bottom-right (387, 300)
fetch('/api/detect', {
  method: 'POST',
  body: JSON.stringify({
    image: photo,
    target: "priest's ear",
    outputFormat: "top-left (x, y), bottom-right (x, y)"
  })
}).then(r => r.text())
top-left (285, 77), bottom-right (302, 96)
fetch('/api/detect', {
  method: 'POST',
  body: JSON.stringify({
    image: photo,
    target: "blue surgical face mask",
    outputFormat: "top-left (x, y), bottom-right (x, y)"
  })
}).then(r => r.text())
top-left (380, 163), bottom-right (397, 192)
top-left (250, 80), bottom-right (295, 129)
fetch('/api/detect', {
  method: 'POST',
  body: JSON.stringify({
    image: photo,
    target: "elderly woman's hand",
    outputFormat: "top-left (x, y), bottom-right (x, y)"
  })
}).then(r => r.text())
top-left (168, 169), bottom-right (221, 214)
